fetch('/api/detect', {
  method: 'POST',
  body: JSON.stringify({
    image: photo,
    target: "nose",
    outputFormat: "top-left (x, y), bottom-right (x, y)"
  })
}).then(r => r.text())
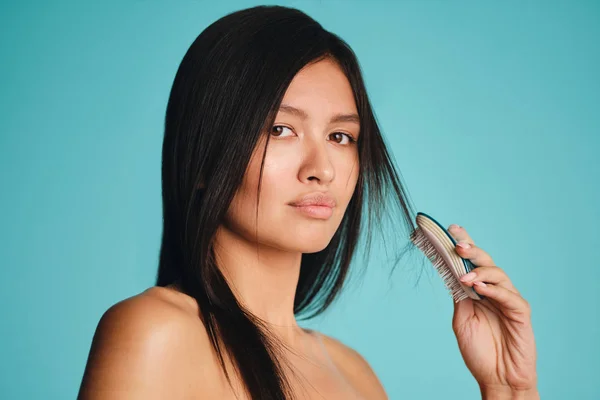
top-left (298, 135), bottom-right (335, 185)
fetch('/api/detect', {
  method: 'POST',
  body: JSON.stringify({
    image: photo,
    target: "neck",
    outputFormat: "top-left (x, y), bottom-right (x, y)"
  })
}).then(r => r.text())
top-left (212, 224), bottom-right (306, 345)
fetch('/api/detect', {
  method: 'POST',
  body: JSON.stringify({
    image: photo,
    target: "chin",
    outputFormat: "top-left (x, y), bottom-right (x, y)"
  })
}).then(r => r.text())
top-left (302, 245), bottom-right (330, 254)
top-left (288, 234), bottom-right (334, 254)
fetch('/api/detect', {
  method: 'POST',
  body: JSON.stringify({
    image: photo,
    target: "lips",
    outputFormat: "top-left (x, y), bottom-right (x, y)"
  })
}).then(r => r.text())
top-left (289, 192), bottom-right (336, 208)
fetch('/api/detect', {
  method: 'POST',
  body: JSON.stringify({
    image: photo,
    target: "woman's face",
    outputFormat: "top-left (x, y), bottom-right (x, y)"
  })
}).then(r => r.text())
top-left (223, 58), bottom-right (360, 253)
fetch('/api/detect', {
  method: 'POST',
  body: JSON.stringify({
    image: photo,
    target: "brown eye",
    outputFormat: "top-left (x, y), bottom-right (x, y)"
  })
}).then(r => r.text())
top-left (330, 132), bottom-right (356, 145)
top-left (271, 125), bottom-right (294, 137)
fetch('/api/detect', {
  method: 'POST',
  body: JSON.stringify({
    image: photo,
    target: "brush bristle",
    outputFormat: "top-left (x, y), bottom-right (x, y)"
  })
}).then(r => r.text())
top-left (410, 227), bottom-right (469, 303)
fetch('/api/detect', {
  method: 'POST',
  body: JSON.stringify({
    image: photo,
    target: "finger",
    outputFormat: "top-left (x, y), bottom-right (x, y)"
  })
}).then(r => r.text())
top-left (454, 241), bottom-right (495, 268)
top-left (447, 224), bottom-right (475, 245)
top-left (459, 265), bottom-right (520, 295)
top-left (472, 281), bottom-right (530, 317)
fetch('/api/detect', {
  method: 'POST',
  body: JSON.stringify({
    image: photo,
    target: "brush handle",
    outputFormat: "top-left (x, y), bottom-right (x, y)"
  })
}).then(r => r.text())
top-left (465, 258), bottom-right (477, 273)
top-left (464, 258), bottom-right (486, 300)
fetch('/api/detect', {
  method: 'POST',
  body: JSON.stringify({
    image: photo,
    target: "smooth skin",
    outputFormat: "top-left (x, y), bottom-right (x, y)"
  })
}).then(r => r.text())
top-left (77, 285), bottom-right (385, 399)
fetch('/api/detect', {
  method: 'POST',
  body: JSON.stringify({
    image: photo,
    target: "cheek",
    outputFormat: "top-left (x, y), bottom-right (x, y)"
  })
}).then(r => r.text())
top-left (252, 158), bottom-right (296, 222)
top-left (223, 152), bottom-right (294, 233)
top-left (339, 157), bottom-right (360, 195)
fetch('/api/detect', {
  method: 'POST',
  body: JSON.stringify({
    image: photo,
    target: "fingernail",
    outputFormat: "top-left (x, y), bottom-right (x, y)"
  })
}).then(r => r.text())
top-left (460, 272), bottom-right (477, 282)
top-left (456, 241), bottom-right (471, 249)
top-left (473, 281), bottom-right (487, 287)
top-left (449, 224), bottom-right (461, 231)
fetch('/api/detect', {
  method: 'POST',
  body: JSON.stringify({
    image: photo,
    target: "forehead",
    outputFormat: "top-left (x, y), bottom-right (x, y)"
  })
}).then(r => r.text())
top-left (280, 58), bottom-right (357, 115)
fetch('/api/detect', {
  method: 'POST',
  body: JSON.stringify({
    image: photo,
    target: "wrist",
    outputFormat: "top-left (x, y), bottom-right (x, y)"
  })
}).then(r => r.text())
top-left (479, 385), bottom-right (540, 400)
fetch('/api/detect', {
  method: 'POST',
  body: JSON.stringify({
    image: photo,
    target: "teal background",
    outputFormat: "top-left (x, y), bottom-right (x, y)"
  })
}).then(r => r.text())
top-left (1, 0), bottom-right (598, 398)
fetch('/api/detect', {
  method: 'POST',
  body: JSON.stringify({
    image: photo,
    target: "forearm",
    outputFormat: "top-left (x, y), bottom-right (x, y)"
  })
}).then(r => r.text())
top-left (480, 385), bottom-right (540, 400)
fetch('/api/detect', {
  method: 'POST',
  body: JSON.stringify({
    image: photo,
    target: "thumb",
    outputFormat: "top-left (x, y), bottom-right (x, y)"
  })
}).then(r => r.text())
top-left (452, 297), bottom-right (475, 333)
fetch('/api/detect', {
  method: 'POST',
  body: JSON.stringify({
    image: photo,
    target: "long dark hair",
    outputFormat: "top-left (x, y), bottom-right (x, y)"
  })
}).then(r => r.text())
top-left (156, 5), bottom-right (416, 399)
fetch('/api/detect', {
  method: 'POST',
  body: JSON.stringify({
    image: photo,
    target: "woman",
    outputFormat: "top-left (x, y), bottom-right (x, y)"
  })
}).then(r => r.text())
top-left (78, 5), bottom-right (538, 399)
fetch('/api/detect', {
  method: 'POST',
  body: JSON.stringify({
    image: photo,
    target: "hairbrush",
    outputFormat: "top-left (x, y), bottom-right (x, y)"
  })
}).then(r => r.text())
top-left (410, 212), bottom-right (483, 302)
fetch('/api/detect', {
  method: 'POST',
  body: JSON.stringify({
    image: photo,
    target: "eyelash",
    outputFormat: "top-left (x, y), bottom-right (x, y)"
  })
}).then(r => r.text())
top-left (270, 125), bottom-right (357, 145)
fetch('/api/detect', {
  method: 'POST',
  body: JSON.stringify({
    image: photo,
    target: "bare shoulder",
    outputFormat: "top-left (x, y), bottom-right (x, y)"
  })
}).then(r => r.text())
top-left (318, 332), bottom-right (388, 400)
top-left (78, 286), bottom-right (222, 399)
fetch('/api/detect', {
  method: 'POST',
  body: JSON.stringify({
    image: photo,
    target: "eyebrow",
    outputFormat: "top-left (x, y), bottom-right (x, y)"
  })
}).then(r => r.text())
top-left (278, 104), bottom-right (360, 125)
